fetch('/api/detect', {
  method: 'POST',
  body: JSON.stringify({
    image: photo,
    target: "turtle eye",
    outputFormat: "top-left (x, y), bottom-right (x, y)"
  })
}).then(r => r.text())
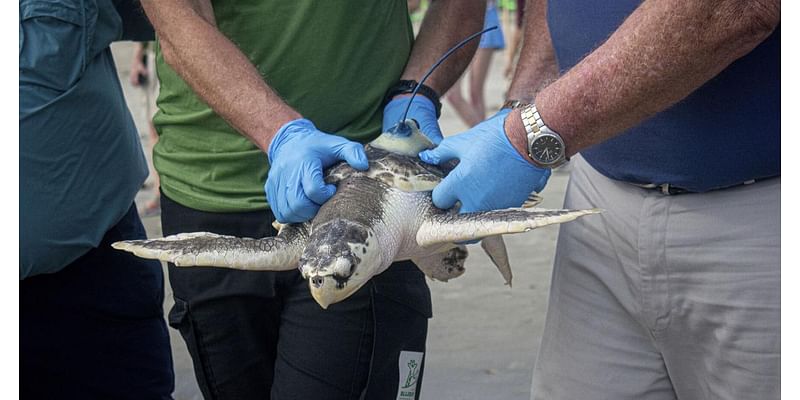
top-left (298, 259), bottom-right (313, 278)
top-left (332, 258), bottom-right (353, 277)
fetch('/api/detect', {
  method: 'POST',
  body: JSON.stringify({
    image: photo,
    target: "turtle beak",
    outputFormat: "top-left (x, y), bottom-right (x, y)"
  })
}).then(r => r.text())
top-left (308, 275), bottom-right (339, 309)
top-left (307, 272), bottom-right (365, 309)
top-left (303, 256), bottom-right (355, 309)
top-left (305, 255), bottom-right (371, 309)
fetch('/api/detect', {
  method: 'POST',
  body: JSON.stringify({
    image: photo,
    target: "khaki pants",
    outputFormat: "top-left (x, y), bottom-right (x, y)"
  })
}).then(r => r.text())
top-left (532, 156), bottom-right (780, 400)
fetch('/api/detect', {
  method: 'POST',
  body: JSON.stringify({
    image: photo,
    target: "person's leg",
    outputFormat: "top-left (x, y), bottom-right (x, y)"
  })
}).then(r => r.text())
top-left (471, 5), bottom-right (505, 117)
top-left (142, 68), bottom-right (161, 215)
top-left (362, 260), bottom-right (430, 400)
top-left (21, 204), bottom-right (174, 400)
top-left (468, 48), bottom-right (495, 119)
top-left (160, 193), bottom-right (289, 400)
top-left (504, 0), bottom-right (525, 78)
top-left (446, 72), bottom-right (483, 127)
top-left (271, 260), bottom-right (430, 400)
top-left (656, 178), bottom-right (780, 399)
top-left (531, 156), bottom-right (677, 400)
top-left (269, 273), bottom-right (373, 400)
top-left (142, 120), bottom-right (161, 215)
top-left (503, 29), bottom-right (521, 78)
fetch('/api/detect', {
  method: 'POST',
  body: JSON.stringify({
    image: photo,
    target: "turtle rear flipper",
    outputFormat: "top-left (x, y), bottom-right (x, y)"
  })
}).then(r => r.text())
top-left (412, 246), bottom-right (467, 282)
top-left (111, 223), bottom-right (310, 271)
top-left (412, 239), bottom-right (511, 287)
top-left (416, 207), bottom-right (601, 246)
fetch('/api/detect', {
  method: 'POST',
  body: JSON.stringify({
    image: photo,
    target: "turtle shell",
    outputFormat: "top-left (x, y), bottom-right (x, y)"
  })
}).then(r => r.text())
top-left (325, 123), bottom-right (450, 192)
top-left (325, 145), bottom-right (446, 192)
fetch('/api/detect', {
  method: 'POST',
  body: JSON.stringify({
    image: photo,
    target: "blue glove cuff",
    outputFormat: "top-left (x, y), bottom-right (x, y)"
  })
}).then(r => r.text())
top-left (383, 96), bottom-right (443, 144)
top-left (268, 118), bottom-right (315, 164)
top-left (383, 95), bottom-right (438, 124)
top-left (492, 113), bottom-right (549, 181)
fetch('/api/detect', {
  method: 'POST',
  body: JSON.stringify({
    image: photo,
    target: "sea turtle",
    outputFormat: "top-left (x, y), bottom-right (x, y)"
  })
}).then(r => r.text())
top-left (113, 122), bottom-right (600, 308)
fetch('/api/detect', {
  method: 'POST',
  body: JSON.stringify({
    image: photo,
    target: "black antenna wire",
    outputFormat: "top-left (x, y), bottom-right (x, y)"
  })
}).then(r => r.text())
top-left (397, 25), bottom-right (499, 128)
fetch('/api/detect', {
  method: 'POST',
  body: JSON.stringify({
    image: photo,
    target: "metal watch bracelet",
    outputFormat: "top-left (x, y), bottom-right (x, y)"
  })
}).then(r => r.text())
top-left (520, 104), bottom-right (567, 168)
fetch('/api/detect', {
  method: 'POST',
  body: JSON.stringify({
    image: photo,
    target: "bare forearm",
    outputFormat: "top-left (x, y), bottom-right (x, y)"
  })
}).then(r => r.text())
top-left (512, 0), bottom-right (779, 156)
top-left (140, 0), bottom-right (299, 151)
top-left (401, 0), bottom-right (486, 95)
top-left (506, 0), bottom-right (558, 103)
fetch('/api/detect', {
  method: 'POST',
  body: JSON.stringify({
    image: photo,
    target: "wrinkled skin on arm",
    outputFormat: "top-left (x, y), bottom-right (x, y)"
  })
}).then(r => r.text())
top-left (504, 0), bottom-right (780, 158)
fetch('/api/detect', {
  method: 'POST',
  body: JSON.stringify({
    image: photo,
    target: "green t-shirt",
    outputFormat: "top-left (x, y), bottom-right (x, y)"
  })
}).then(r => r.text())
top-left (153, 1), bottom-right (413, 212)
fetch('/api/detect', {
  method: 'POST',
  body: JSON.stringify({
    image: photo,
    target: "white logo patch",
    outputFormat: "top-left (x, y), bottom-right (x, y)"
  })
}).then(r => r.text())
top-left (396, 350), bottom-right (424, 400)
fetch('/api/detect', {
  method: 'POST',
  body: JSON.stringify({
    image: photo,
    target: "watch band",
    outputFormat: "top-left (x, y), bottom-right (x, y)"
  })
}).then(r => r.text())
top-left (501, 99), bottom-right (532, 110)
top-left (520, 104), bottom-right (567, 168)
top-left (520, 104), bottom-right (542, 138)
top-left (384, 80), bottom-right (442, 118)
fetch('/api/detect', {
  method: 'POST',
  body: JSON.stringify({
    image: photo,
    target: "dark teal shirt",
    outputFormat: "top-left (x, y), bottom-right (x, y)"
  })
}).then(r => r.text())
top-left (20, 0), bottom-right (150, 278)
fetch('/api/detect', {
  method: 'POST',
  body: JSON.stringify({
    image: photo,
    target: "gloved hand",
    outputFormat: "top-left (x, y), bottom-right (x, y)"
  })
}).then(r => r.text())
top-left (266, 118), bottom-right (369, 223)
top-left (418, 109), bottom-right (551, 213)
top-left (383, 95), bottom-right (443, 144)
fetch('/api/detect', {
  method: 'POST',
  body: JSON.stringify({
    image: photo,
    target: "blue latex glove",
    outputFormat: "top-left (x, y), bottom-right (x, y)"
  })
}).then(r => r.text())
top-left (383, 95), bottom-right (443, 144)
top-left (418, 109), bottom-right (551, 213)
top-left (266, 118), bottom-right (369, 223)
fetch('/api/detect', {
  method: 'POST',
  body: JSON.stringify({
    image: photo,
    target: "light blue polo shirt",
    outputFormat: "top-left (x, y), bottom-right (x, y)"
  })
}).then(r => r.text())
top-left (20, 0), bottom-right (150, 278)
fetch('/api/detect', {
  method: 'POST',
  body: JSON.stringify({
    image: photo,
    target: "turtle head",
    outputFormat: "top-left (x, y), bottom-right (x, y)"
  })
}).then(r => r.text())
top-left (299, 219), bottom-right (382, 309)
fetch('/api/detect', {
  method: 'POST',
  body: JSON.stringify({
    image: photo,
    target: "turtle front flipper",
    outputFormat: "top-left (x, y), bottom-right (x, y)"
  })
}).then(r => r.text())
top-left (416, 207), bottom-right (601, 246)
top-left (112, 223), bottom-right (310, 271)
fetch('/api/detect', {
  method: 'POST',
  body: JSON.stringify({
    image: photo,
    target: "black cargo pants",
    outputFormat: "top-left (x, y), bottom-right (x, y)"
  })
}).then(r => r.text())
top-left (21, 204), bottom-right (175, 399)
top-left (161, 193), bottom-right (431, 400)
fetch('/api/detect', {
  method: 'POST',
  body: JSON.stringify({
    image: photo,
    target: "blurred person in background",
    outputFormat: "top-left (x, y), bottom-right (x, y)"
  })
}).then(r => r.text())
top-left (504, 0), bottom-right (525, 78)
top-left (130, 41), bottom-right (162, 216)
top-left (446, 0), bottom-right (506, 127)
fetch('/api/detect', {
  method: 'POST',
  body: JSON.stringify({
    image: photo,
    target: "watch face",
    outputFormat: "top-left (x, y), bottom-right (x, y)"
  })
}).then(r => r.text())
top-left (530, 134), bottom-right (564, 165)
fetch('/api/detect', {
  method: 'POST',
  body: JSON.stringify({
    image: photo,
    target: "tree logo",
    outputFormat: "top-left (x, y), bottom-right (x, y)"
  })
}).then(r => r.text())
top-left (396, 351), bottom-right (424, 400)
top-left (402, 359), bottom-right (420, 389)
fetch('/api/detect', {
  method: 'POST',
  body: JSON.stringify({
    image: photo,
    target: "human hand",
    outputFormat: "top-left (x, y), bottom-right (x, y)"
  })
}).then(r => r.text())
top-left (383, 95), bottom-right (443, 144)
top-left (266, 119), bottom-right (369, 223)
top-left (418, 109), bottom-right (551, 213)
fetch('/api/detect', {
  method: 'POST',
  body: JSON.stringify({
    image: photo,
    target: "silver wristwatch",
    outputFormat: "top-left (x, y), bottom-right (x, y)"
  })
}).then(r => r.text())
top-left (520, 104), bottom-right (567, 168)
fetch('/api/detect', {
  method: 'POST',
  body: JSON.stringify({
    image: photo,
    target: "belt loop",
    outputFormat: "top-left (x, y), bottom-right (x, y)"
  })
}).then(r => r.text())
top-left (661, 184), bottom-right (671, 195)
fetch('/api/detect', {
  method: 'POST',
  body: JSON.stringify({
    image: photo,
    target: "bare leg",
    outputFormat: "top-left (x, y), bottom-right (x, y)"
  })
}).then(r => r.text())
top-left (469, 48), bottom-right (495, 120)
top-left (143, 120), bottom-right (161, 216)
top-left (143, 51), bottom-right (161, 216)
top-left (504, 27), bottom-right (522, 78)
top-left (445, 72), bottom-right (483, 127)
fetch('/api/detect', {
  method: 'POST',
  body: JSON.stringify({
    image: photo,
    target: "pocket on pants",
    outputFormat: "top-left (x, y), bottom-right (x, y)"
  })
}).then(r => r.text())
top-left (168, 297), bottom-right (189, 329)
top-left (168, 297), bottom-right (217, 399)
